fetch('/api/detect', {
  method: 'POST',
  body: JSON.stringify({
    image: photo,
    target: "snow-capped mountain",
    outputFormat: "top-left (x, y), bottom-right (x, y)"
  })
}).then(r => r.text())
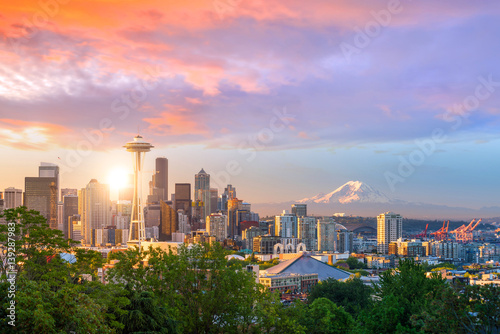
top-left (298, 181), bottom-right (391, 204)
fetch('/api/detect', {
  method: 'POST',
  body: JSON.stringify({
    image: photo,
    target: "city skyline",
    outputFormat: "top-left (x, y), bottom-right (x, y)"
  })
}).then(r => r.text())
top-left (1, 1), bottom-right (500, 214)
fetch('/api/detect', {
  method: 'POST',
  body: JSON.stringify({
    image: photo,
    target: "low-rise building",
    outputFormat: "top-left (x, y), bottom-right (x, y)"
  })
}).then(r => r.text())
top-left (259, 273), bottom-right (318, 294)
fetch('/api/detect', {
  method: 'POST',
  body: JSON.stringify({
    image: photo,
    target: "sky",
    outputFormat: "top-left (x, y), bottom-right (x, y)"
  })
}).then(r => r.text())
top-left (1, 0), bottom-right (500, 212)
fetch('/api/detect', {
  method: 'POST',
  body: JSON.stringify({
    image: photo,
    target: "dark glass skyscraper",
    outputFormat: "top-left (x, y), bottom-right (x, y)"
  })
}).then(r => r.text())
top-left (155, 157), bottom-right (168, 201)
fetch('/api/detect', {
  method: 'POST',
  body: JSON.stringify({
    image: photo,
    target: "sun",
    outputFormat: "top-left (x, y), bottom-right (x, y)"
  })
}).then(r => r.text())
top-left (107, 167), bottom-right (130, 190)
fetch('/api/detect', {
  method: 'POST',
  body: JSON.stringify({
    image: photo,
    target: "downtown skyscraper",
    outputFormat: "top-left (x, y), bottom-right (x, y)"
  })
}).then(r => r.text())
top-left (194, 168), bottom-right (210, 224)
top-left (80, 179), bottom-right (111, 245)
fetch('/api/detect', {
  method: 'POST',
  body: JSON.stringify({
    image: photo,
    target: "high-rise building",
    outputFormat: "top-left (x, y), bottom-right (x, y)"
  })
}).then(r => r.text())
top-left (144, 204), bottom-right (161, 227)
top-left (155, 157), bottom-right (168, 201)
top-left (174, 183), bottom-right (191, 221)
top-left (81, 179), bottom-right (111, 245)
top-left (298, 216), bottom-right (317, 251)
top-left (337, 229), bottom-right (354, 253)
top-left (317, 219), bottom-right (337, 252)
top-left (68, 214), bottom-right (82, 241)
top-left (207, 213), bottom-right (227, 241)
top-left (39, 162), bottom-right (59, 200)
top-left (159, 200), bottom-right (177, 241)
top-left (194, 168), bottom-right (210, 222)
top-left (291, 204), bottom-right (307, 217)
top-left (209, 188), bottom-right (218, 214)
top-left (225, 184), bottom-right (236, 200)
top-left (63, 195), bottom-right (78, 239)
top-left (377, 212), bottom-right (403, 254)
top-left (227, 198), bottom-right (243, 238)
top-left (4, 187), bottom-right (22, 209)
top-left (24, 176), bottom-right (58, 228)
top-left (275, 211), bottom-right (298, 238)
top-left (61, 188), bottom-right (77, 198)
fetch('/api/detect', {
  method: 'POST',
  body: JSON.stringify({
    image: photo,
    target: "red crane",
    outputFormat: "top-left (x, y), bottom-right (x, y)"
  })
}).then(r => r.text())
top-left (431, 220), bottom-right (449, 241)
top-left (415, 224), bottom-right (429, 239)
top-left (451, 218), bottom-right (481, 243)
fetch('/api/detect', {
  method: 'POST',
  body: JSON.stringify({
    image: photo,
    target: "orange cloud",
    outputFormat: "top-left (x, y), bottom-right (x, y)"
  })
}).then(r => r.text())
top-left (0, 118), bottom-right (69, 150)
top-left (143, 106), bottom-right (209, 136)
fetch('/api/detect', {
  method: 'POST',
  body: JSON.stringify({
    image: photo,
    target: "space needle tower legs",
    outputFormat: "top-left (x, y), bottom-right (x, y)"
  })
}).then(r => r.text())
top-left (124, 135), bottom-right (154, 248)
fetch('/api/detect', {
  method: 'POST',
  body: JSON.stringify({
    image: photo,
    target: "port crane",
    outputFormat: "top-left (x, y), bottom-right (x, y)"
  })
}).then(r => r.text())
top-left (450, 218), bottom-right (481, 243)
top-left (430, 220), bottom-right (449, 241)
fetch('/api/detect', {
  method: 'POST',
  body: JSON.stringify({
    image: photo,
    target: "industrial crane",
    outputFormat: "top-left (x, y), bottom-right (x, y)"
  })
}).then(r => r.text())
top-left (450, 218), bottom-right (482, 243)
top-left (431, 220), bottom-right (449, 241)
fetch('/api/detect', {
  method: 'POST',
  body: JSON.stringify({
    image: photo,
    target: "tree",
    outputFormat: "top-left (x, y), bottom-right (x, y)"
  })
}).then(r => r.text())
top-left (308, 277), bottom-right (373, 316)
top-left (252, 295), bottom-right (307, 334)
top-left (357, 294), bottom-right (406, 334)
top-left (302, 298), bottom-right (354, 334)
top-left (0, 207), bottom-right (75, 285)
top-left (363, 258), bottom-right (446, 332)
top-left (412, 283), bottom-right (500, 334)
top-left (0, 279), bottom-right (113, 333)
top-left (108, 243), bottom-right (272, 333)
top-left (346, 257), bottom-right (367, 269)
top-left (121, 291), bottom-right (178, 334)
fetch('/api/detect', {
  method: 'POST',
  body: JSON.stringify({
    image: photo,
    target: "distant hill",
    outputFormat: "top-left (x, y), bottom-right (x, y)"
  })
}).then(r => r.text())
top-left (253, 180), bottom-right (500, 220)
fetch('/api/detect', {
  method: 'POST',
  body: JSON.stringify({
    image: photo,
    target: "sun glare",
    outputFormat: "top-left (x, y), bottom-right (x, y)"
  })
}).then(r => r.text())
top-left (107, 167), bottom-right (130, 190)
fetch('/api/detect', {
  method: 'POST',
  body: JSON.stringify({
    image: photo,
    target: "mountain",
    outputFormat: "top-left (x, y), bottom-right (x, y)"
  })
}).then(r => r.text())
top-left (298, 181), bottom-right (391, 204)
top-left (253, 180), bottom-right (500, 219)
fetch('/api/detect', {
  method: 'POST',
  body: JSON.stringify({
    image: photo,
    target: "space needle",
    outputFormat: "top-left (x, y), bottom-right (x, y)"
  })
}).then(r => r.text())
top-left (124, 135), bottom-right (154, 247)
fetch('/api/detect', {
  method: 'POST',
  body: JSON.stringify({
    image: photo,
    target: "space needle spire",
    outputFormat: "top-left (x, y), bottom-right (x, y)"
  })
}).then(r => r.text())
top-left (124, 135), bottom-right (154, 247)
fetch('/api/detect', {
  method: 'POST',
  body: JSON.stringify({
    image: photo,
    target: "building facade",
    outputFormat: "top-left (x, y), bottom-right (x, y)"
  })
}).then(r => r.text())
top-left (81, 179), bottom-right (111, 245)
top-left (207, 213), bottom-right (227, 241)
top-left (275, 211), bottom-right (298, 238)
top-left (317, 219), bottom-right (337, 252)
top-left (377, 212), bottom-right (403, 254)
top-left (4, 187), bottom-right (22, 209)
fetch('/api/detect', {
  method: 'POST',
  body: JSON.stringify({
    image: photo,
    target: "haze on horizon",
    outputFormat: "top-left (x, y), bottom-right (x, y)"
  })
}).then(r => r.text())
top-left (1, 1), bottom-right (500, 215)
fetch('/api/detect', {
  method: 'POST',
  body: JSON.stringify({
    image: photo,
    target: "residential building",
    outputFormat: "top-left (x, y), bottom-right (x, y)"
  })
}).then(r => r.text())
top-left (4, 187), bottom-right (22, 209)
top-left (377, 212), bottom-right (403, 254)
top-left (207, 213), bottom-right (227, 241)
top-left (317, 219), bottom-right (337, 252)
top-left (275, 211), bottom-right (298, 238)
top-left (297, 216), bottom-right (317, 251)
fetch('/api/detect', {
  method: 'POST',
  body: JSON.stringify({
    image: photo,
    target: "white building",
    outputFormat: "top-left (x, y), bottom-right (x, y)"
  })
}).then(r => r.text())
top-left (275, 211), bottom-right (297, 238)
top-left (377, 212), bottom-right (402, 254)
top-left (207, 213), bottom-right (227, 241)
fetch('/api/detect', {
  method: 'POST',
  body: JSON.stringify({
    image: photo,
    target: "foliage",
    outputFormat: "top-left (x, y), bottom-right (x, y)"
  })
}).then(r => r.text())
top-left (421, 262), bottom-right (457, 272)
top-left (0, 207), bottom-right (75, 284)
top-left (108, 243), bottom-right (270, 333)
top-left (121, 291), bottom-right (178, 334)
top-left (308, 277), bottom-right (373, 316)
top-left (301, 298), bottom-right (354, 334)
top-left (253, 294), bottom-right (307, 333)
top-left (359, 258), bottom-right (446, 333)
top-left (0, 279), bottom-right (113, 333)
top-left (411, 283), bottom-right (500, 334)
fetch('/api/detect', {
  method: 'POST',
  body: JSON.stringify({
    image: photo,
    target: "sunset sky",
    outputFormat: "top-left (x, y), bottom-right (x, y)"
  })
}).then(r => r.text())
top-left (1, 1), bottom-right (500, 210)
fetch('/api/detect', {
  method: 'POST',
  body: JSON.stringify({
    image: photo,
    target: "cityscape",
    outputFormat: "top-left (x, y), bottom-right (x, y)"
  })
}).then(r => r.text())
top-left (1, 0), bottom-right (500, 333)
